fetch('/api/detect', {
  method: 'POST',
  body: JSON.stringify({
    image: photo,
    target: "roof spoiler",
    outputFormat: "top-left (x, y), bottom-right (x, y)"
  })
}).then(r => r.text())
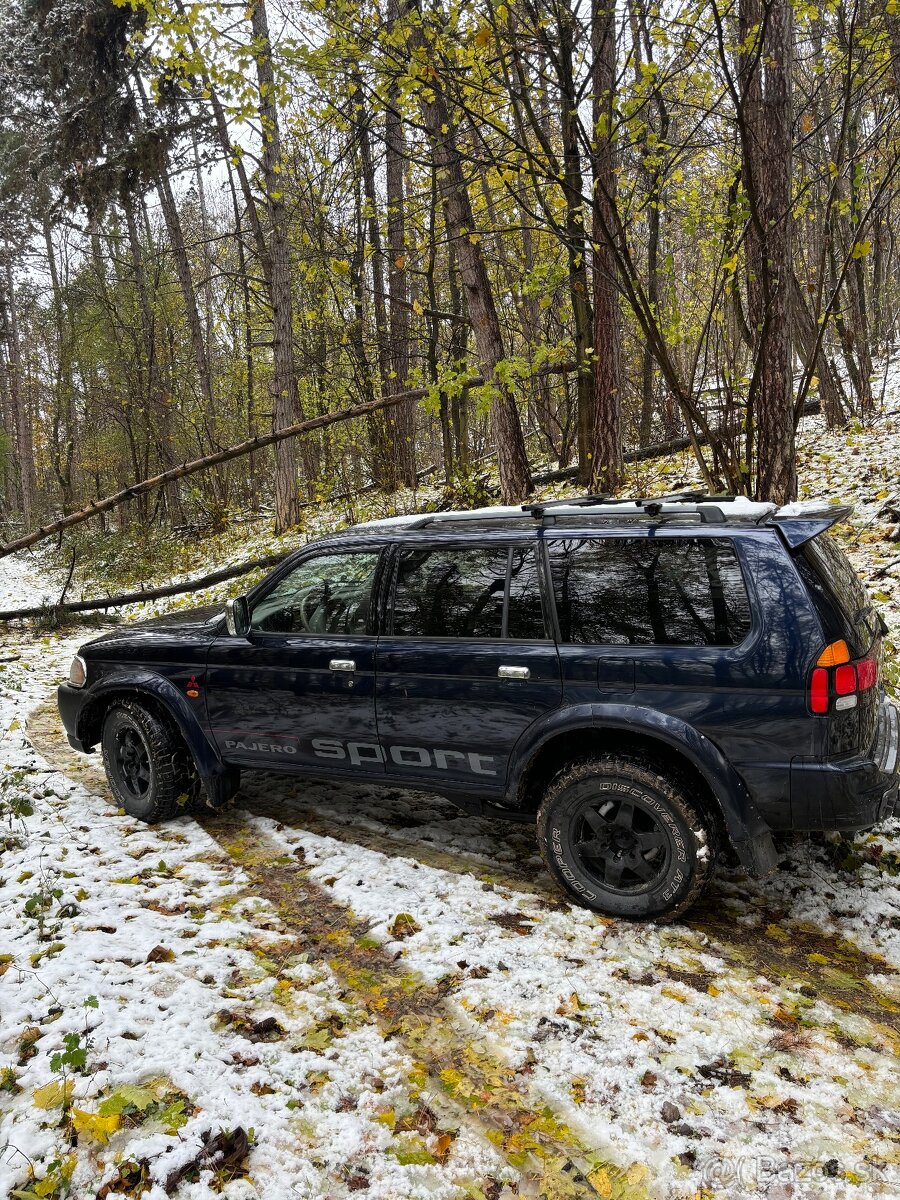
top-left (767, 503), bottom-right (853, 549)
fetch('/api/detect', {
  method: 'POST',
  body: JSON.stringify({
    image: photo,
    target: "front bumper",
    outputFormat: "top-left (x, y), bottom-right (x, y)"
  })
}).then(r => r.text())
top-left (791, 698), bottom-right (899, 831)
top-left (57, 683), bottom-right (91, 753)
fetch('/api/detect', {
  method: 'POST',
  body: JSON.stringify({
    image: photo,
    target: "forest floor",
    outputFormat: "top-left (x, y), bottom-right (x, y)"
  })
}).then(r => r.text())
top-left (2, 387), bottom-right (900, 1200)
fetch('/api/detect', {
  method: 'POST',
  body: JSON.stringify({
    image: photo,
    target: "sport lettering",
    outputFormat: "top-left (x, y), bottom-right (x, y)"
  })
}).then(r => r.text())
top-left (225, 734), bottom-right (498, 776)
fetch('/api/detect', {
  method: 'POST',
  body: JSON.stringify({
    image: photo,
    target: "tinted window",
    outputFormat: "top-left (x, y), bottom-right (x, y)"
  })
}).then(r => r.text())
top-left (548, 537), bottom-right (751, 646)
top-left (506, 547), bottom-right (547, 639)
top-left (799, 532), bottom-right (875, 655)
top-left (250, 551), bottom-right (380, 635)
top-left (391, 545), bottom-right (547, 639)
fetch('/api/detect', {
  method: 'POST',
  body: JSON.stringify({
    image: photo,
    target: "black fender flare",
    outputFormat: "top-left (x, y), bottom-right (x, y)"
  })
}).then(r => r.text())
top-left (77, 671), bottom-right (234, 802)
top-left (506, 703), bottom-right (778, 876)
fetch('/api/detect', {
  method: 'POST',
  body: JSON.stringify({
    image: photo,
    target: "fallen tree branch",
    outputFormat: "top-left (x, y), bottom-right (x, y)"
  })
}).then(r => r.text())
top-left (1, 383), bottom-right (820, 583)
top-left (0, 364), bottom-right (575, 560)
top-left (532, 397), bottom-right (822, 486)
top-left (0, 553), bottom-right (289, 622)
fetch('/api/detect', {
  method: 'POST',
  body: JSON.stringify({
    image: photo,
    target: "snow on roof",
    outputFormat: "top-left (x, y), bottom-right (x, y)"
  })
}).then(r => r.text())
top-left (356, 497), bottom-right (779, 528)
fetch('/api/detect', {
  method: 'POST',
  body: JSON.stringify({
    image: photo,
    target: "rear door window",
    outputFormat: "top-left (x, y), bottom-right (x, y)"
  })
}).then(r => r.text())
top-left (390, 545), bottom-right (547, 639)
top-left (547, 537), bottom-right (751, 646)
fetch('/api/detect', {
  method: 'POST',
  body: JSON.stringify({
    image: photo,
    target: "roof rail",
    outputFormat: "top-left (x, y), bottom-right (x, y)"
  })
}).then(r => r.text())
top-left (399, 494), bottom-right (772, 531)
top-left (521, 492), bottom-right (737, 519)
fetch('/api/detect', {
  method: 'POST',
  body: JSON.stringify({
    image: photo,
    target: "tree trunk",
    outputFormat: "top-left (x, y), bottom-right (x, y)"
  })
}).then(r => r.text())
top-left (589, 0), bottom-right (624, 493)
top-left (250, 0), bottom-right (306, 532)
top-left (123, 196), bottom-right (185, 519)
top-left (405, 6), bottom-right (532, 501)
top-left (739, 0), bottom-right (796, 502)
top-left (791, 274), bottom-right (847, 428)
top-left (42, 219), bottom-right (77, 512)
top-left (556, 4), bottom-right (596, 482)
top-left (0, 257), bottom-right (35, 523)
top-left (447, 244), bottom-right (470, 467)
top-left (628, 0), bottom-right (668, 446)
top-left (385, 0), bottom-right (417, 487)
top-left (356, 88), bottom-right (397, 489)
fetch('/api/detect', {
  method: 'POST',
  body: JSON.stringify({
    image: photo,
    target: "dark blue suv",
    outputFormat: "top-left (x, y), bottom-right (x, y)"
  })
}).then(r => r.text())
top-left (58, 495), bottom-right (899, 920)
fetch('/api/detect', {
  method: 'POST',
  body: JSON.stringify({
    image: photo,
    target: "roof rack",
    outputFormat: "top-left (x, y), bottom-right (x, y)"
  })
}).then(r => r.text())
top-left (522, 492), bottom-right (738, 520)
top-left (354, 496), bottom-right (853, 542)
top-left (399, 494), bottom-right (768, 531)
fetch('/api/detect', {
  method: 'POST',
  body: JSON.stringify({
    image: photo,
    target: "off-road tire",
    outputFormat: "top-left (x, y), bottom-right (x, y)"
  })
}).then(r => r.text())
top-left (536, 755), bottom-right (717, 921)
top-left (101, 700), bottom-right (199, 823)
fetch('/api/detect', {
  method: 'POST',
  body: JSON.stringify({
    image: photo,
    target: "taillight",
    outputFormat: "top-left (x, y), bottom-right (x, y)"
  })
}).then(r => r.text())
top-left (809, 642), bottom-right (879, 714)
top-left (857, 658), bottom-right (878, 690)
top-left (817, 639), bottom-right (850, 666)
top-left (810, 668), bottom-right (829, 713)
top-left (834, 664), bottom-right (856, 695)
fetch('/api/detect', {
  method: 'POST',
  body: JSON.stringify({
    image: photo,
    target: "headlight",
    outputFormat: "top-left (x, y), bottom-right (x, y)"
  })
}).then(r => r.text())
top-left (68, 655), bottom-right (87, 688)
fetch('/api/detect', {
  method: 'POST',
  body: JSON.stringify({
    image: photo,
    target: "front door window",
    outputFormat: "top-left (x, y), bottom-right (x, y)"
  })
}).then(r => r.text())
top-left (250, 552), bottom-right (381, 636)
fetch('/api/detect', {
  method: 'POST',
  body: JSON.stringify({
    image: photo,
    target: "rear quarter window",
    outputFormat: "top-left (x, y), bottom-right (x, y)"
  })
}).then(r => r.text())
top-left (547, 537), bottom-right (752, 646)
top-left (796, 533), bottom-right (875, 656)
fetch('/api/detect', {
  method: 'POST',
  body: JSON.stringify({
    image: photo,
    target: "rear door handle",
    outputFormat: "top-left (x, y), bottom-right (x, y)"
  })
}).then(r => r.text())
top-left (330, 658), bottom-right (356, 672)
top-left (498, 665), bottom-right (530, 680)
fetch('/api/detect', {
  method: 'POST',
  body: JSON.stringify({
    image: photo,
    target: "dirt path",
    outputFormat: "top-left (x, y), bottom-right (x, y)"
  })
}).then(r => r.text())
top-left (27, 699), bottom-right (649, 1199)
top-left (29, 696), bottom-right (900, 1045)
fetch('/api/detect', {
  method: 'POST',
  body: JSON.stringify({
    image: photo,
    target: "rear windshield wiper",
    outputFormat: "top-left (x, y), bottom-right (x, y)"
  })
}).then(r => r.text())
top-left (854, 604), bottom-right (886, 642)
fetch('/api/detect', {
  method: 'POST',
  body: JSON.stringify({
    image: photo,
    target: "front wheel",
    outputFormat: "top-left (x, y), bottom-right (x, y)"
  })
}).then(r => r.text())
top-left (101, 701), bottom-right (197, 822)
top-left (536, 756), bottom-right (717, 921)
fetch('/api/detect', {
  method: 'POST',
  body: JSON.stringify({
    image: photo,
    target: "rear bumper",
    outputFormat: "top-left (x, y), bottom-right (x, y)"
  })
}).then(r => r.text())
top-left (791, 699), bottom-right (899, 831)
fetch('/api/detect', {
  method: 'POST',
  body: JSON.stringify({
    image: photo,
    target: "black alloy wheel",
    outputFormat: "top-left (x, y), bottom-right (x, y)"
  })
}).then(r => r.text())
top-left (113, 724), bottom-right (152, 800)
top-left (101, 701), bottom-right (199, 822)
top-left (571, 795), bottom-right (670, 893)
top-left (536, 755), bottom-right (717, 921)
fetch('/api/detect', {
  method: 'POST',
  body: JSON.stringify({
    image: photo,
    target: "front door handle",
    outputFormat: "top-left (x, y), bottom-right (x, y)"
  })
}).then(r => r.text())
top-left (330, 658), bottom-right (356, 672)
top-left (498, 665), bottom-right (530, 680)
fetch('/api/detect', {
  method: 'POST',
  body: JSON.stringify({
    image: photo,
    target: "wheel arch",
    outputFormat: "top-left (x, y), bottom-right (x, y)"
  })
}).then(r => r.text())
top-left (507, 705), bottom-right (778, 876)
top-left (78, 672), bottom-right (224, 788)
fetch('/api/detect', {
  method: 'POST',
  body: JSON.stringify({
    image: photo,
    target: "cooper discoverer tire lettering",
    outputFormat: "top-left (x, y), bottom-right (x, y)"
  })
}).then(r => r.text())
top-left (101, 700), bottom-right (199, 823)
top-left (536, 755), bottom-right (716, 921)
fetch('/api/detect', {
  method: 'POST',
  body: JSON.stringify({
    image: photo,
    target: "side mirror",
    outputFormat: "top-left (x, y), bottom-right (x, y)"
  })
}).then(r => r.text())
top-left (224, 596), bottom-right (250, 637)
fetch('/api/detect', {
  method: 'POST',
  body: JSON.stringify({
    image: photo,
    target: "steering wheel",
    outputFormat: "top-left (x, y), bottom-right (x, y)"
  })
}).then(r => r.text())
top-left (297, 584), bottom-right (322, 632)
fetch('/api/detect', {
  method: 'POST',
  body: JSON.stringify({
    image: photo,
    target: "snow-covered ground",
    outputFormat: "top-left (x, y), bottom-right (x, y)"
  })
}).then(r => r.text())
top-left (2, 386), bottom-right (900, 1199)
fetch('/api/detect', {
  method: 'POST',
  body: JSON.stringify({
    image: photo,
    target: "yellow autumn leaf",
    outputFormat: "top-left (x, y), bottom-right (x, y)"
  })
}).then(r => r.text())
top-left (72, 1108), bottom-right (121, 1144)
top-left (660, 985), bottom-right (687, 1002)
top-left (474, 25), bottom-right (491, 47)
top-left (626, 1162), bottom-right (649, 1184)
top-left (33, 1079), bottom-right (73, 1109)
top-left (434, 1132), bottom-right (453, 1158)
top-left (588, 1167), bottom-right (613, 1197)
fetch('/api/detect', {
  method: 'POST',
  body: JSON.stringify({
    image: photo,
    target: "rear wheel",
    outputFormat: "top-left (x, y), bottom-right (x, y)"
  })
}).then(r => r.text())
top-left (101, 701), bottom-right (197, 822)
top-left (536, 755), bottom-right (716, 921)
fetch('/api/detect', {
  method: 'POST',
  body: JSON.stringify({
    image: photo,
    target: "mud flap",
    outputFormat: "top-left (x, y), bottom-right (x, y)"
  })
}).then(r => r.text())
top-left (204, 766), bottom-right (241, 809)
top-left (732, 830), bottom-right (779, 877)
